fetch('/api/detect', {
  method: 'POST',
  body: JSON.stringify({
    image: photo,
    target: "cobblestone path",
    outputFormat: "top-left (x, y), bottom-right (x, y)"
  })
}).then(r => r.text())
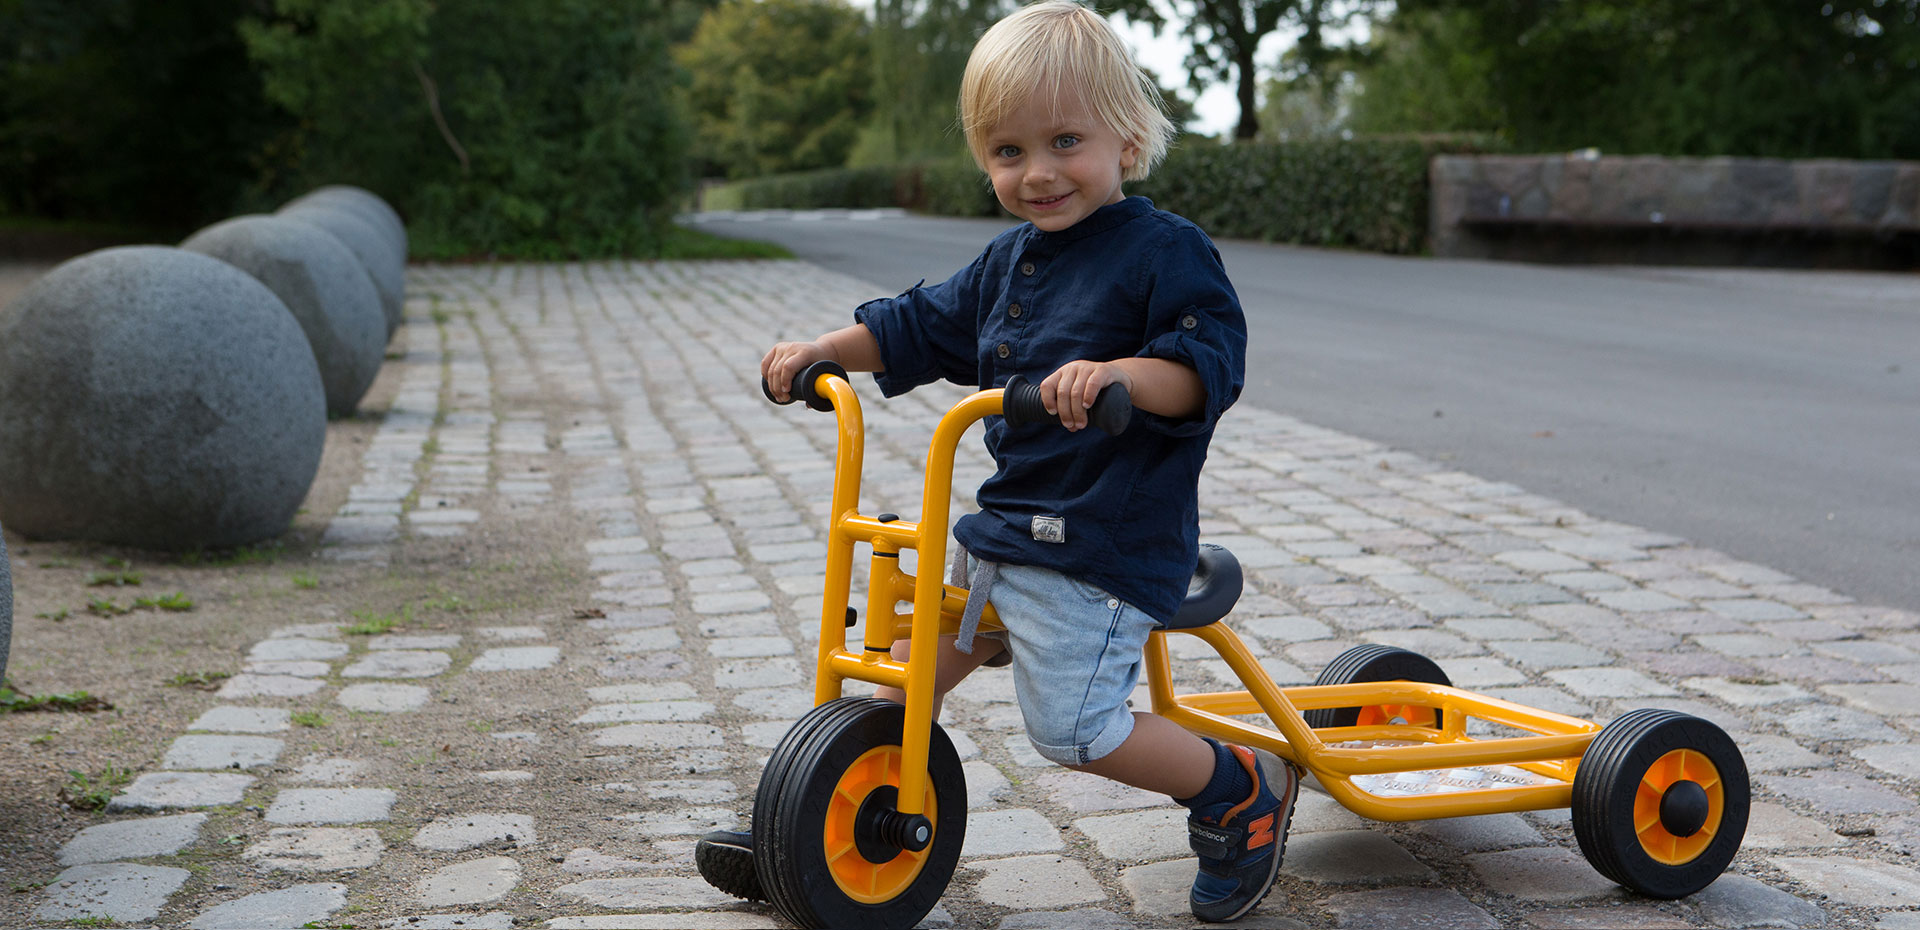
top-left (24, 260), bottom-right (1920, 929)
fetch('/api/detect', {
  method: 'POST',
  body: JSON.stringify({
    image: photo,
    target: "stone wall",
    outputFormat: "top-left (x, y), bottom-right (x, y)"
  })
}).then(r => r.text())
top-left (1430, 154), bottom-right (1920, 267)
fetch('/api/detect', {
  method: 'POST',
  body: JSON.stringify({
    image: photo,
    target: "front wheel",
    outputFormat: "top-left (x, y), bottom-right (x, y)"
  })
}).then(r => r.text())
top-left (753, 697), bottom-right (967, 929)
top-left (1572, 708), bottom-right (1749, 898)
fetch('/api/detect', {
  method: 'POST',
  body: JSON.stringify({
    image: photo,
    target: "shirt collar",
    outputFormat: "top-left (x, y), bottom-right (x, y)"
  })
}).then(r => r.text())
top-left (1024, 196), bottom-right (1154, 248)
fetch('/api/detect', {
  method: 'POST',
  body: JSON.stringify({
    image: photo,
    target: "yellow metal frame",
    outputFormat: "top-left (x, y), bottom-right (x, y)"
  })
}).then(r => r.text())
top-left (799, 372), bottom-right (1604, 823)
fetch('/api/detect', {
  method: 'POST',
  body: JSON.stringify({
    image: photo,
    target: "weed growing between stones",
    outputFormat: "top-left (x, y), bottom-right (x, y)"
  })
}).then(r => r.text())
top-left (60, 764), bottom-right (133, 810)
top-left (85, 596), bottom-right (130, 616)
top-left (291, 572), bottom-right (320, 589)
top-left (292, 711), bottom-right (328, 728)
top-left (35, 607), bottom-right (69, 621)
top-left (341, 604), bottom-right (412, 635)
top-left (166, 671), bottom-right (231, 691)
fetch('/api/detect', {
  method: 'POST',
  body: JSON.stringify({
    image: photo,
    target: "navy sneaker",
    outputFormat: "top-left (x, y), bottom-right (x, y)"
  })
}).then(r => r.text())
top-left (694, 829), bottom-right (764, 902)
top-left (1187, 745), bottom-right (1300, 922)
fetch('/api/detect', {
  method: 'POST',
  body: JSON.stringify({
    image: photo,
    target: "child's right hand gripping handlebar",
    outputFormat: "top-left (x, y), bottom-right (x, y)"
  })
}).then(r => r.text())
top-left (763, 359), bottom-right (1132, 436)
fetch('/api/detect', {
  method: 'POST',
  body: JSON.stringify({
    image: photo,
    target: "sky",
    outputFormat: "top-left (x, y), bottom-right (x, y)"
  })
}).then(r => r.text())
top-left (1107, 16), bottom-right (1242, 137)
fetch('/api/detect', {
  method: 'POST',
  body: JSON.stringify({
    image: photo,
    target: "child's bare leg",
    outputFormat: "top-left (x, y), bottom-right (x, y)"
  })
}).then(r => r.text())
top-left (1068, 712), bottom-right (1214, 798)
top-left (873, 634), bottom-right (1006, 717)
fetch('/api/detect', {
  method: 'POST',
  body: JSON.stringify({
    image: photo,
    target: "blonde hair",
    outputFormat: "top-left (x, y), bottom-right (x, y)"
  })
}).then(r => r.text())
top-left (960, 1), bottom-right (1176, 182)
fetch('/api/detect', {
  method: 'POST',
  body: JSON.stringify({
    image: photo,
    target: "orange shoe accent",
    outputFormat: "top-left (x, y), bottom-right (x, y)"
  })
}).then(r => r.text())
top-left (1246, 812), bottom-right (1276, 851)
top-left (1219, 745), bottom-right (1261, 824)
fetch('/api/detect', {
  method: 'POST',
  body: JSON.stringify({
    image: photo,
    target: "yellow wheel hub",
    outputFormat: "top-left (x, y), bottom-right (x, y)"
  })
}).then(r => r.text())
top-left (824, 745), bottom-right (936, 903)
top-left (1634, 748), bottom-right (1724, 864)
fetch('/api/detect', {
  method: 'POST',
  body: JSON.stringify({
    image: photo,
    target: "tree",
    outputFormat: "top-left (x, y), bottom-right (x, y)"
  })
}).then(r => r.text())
top-left (1109, 0), bottom-right (1370, 140)
top-left (243, 0), bottom-right (691, 257)
top-left (1341, 6), bottom-right (1501, 137)
top-left (0, 0), bottom-right (287, 231)
top-left (1370, 0), bottom-right (1920, 158)
top-left (677, 0), bottom-right (873, 179)
top-left (857, 0), bottom-right (1007, 165)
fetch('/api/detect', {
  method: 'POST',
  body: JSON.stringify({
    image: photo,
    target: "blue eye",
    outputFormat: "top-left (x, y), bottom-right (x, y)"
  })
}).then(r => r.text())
top-left (1054, 135), bottom-right (1080, 149)
top-left (996, 145), bottom-right (1020, 158)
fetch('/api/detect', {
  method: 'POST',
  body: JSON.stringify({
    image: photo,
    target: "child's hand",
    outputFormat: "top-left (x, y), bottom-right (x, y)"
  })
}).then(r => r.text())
top-left (1040, 360), bottom-right (1134, 432)
top-left (761, 341), bottom-right (834, 403)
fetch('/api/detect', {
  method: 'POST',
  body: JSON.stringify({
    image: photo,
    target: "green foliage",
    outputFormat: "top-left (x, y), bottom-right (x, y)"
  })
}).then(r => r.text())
top-left (1, 680), bottom-right (113, 713)
top-left (1134, 137), bottom-right (1499, 253)
top-left (859, 0), bottom-right (1008, 164)
top-left (85, 570), bottom-right (142, 587)
top-left (166, 671), bottom-right (232, 691)
top-left (678, 0), bottom-right (873, 179)
top-left (134, 592), bottom-right (195, 612)
top-left (341, 604), bottom-right (412, 636)
top-left (1342, 7), bottom-right (1502, 137)
top-left (291, 572), bottom-right (320, 590)
top-left (0, 0), bottom-right (286, 230)
top-left (242, 0), bottom-right (692, 258)
top-left (61, 765), bottom-right (133, 811)
top-left (291, 710), bottom-right (328, 728)
top-left (1373, 0), bottom-right (1920, 158)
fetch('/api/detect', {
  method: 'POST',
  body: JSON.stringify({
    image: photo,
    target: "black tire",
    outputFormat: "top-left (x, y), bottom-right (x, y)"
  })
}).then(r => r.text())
top-left (753, 697), bottom-right (967, 929)
top-left (1572, 708), bottom-right (1749, 899)
top-left (1302, 644), bottom-right (1452, 731)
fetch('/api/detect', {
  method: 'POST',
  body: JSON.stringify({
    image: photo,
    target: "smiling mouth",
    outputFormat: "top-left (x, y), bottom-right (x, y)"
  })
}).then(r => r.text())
top-left (1027, 193), bottom-right (1071, 208)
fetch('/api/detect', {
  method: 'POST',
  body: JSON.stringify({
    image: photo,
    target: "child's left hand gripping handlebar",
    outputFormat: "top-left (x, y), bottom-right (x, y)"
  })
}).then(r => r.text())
top-left (762, 362), bottom-right (1132, 436)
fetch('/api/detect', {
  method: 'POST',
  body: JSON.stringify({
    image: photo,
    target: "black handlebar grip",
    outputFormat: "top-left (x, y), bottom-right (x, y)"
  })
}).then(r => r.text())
top-left (1001, 374), bottom-right (1132, 435)
top-left (761, 359), bottom-right (848, 412)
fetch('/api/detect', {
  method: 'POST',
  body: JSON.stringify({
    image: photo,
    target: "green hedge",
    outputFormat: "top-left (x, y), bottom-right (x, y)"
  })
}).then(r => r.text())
top-left (701, 136), bottom-right (1503, 254)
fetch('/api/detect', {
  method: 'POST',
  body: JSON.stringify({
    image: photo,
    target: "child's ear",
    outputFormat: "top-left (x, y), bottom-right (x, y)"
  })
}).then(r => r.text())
top-left (1120, 138), bottom-right (1140, 170)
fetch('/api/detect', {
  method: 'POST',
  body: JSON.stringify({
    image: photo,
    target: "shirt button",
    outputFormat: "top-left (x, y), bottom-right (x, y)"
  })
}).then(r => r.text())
top-left (1181, 314), bottom-right (1198, 330)
top-left (1008, 303), bottom-right (1022, 318)
top-left (996, 343), bottom-right (1011, 359)
top-left (1106, 598), bottom-right (1119, 610)
top-left (1021, 262), bottom-right (1036, 276)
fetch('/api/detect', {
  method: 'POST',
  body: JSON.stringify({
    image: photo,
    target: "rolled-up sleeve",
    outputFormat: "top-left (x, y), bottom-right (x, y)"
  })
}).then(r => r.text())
top-left (853, 249), bottom-right (986, 397)
top-left (1134, 225), bottom-right (1247, 436)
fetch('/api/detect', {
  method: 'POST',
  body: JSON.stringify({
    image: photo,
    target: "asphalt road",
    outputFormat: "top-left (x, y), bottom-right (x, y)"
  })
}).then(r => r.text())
top-left (686, 209), bottom-right (1920, 612)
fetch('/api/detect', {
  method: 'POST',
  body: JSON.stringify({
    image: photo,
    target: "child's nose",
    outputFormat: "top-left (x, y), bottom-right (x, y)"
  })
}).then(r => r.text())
top-left (1024, 156), bottom-right (1057, 185)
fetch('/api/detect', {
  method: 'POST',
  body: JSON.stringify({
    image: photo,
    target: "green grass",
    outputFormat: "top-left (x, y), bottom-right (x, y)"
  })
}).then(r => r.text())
top-left (85, 569), bottom-right (142, 587)
top-left (341, 604), bottom-right (412, 636)
top-left (291, 572), bottom-right (320, 590)
top-left (133, 591), bottom-right (194, 611)
top-left (60, 765), bottom-right (134, 811)
top-left (85, 596), bottom-right (130, 616)
top-left (178, 541), bottom-right (284, 567)
top-left (165, 671), bottom-right (231, 690)
top-left (35, 607), bottom-right (70, 621)
top-left (659, 224), bottom-right (792, 260)
top-left (0, 681), bottom-right (112, 713)
top-left (291, 711), bottom-right (328, 728)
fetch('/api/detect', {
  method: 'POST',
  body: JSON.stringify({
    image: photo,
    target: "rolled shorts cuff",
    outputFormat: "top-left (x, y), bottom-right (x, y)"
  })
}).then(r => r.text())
top-left (1028, 704), bottom-right (1137, 766)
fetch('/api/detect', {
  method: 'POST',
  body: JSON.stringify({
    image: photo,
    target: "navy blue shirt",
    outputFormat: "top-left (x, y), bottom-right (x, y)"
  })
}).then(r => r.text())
top-left (853, 197), bottom-right (1247, 624)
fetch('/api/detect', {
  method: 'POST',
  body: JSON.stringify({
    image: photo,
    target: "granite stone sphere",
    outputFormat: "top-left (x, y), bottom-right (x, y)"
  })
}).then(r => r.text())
top-left (182, 214), bottom-right (386, 416)
top-left (1, 523), bottom-right (12, 683)
top-left (0, 247), bottom-right (326, 551)
top-left (280, 202), bottom-right (405, 338)
top-left (287, 185), bottom-right (407, 264)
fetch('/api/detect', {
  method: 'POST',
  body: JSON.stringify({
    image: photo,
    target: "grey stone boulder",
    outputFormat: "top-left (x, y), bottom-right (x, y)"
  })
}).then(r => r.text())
top-left (1, 522), bottom-right (11, 683)
top-left (279, 203), bottom-right (404, 338)
top-left (286, 185), bottom-right (407, 265)
top-left (0, 247), bottom-right (326, 551)
top-left (181, 214), bottom-right (385, 416)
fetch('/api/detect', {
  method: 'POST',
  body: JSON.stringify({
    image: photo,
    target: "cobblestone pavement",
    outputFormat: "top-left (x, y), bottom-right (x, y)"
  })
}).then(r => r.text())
top-left (22, 259), bottom-right (1920, 929)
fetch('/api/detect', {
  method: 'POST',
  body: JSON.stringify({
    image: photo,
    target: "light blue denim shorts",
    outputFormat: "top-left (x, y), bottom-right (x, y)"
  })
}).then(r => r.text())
top-left (976, 561), bottom-right (1159, 766)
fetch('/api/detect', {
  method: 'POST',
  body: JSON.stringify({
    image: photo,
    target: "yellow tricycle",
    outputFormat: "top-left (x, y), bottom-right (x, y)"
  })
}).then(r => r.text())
top-left (702, 360), bottom-right (1749, 929)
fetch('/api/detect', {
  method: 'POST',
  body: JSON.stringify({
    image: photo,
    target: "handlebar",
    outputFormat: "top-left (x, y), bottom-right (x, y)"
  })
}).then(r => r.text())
top-left (763, 363), bottom-right (1132, 436)
top-left (1000, 374), bottom-right (1131, 436)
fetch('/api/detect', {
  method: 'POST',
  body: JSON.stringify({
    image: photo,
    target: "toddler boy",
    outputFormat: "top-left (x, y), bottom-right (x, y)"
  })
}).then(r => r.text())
top-left (745, 2), bottom-right (1297, 921)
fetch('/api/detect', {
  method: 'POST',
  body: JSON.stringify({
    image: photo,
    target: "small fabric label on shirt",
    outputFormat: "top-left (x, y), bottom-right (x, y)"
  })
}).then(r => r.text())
top-left (1030, 515), bottom-right (1066, 544)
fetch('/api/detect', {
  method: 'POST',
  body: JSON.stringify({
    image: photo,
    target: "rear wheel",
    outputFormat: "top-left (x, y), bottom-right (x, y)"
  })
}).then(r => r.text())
top-left (1303, 644), bottom-right (1451, 731)
top-left (753, 698), bottom-right (967, 929)
top-left (1572, 708), bottom-right (1749, 898)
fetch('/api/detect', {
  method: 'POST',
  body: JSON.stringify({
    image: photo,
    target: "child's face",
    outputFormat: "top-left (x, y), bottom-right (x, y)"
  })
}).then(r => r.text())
top-left (982, 90), bottom-right (1139, 233)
